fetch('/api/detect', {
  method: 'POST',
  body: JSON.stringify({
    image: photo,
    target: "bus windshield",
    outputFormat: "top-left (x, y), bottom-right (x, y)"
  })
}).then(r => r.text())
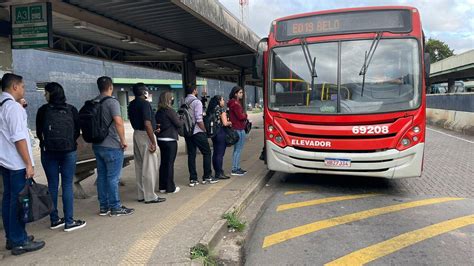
top-left (269, 38), bottom-right (421, 114)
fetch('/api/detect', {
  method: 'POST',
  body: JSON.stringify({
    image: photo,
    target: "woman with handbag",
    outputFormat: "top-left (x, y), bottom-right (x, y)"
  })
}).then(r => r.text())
top-left (207, 95), bottom-right (232, 180)
top-left (227, 86), bottom-right (248, 176)
top-left (155, 91), bottom-right (183, 193)
top-left (36, 82), bottom-right (86, 232)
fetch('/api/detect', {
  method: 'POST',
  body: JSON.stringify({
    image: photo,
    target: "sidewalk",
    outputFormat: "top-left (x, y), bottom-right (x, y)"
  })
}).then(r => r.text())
top-left (0, 113), bottom-right (266, 264)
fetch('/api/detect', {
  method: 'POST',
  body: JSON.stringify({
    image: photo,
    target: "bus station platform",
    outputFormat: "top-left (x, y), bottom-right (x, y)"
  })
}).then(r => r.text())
top-left (0, 114), bottom-right (267, 264)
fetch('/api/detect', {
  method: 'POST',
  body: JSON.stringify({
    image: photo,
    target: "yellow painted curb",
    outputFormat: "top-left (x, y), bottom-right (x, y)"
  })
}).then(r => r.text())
top-left (263, 197), bottom-right (464, 248)
top-left (284, 190), bottom-right (311, 195)
top-left (277, 194), bottom-right (379, 212)
top-left (326, 214), bottom-right (474, 266)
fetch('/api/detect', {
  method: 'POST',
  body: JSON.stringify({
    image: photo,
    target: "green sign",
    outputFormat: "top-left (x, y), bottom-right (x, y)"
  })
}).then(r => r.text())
top-left (11, 3), bottom-right (52, 49)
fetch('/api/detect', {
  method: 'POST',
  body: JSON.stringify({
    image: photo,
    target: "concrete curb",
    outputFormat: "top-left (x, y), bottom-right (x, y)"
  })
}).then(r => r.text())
top-left (197, 166), bottom-right (274, 252)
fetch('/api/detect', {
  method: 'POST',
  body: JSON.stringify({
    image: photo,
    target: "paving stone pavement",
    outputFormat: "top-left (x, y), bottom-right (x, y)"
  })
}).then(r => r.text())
top-left (389, 126), bottom-right (474, 197)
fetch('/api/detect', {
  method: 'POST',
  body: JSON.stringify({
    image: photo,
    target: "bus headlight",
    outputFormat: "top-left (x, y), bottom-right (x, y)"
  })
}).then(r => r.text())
top-left (401, 138), bottom-right (411, 146)
top-left (266, 124), bottom-right (286, 148)
top-left (397, 124), bottom-right (423, 151)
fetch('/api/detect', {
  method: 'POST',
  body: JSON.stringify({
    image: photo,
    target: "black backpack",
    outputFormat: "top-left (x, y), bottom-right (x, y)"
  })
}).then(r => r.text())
top-left (42, 104), bottom-right (75, 152)
top-left (177, 98), bottom-right (197, 137)
top-left (204, 107), bottom-right (220, 138)
top-left (79, 97), bottom-right (113, 143)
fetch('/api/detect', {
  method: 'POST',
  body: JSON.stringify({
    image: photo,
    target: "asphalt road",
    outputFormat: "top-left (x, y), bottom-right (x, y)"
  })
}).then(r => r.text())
top-left (245, 126), bottom-right (474, 266)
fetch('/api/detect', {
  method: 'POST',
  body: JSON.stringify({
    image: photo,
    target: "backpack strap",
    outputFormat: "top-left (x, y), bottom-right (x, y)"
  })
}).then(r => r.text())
top-left (99, 96), bottom-right (113, 103)
top-left (185, 97), bottom-right (198, 107)
top-left (98, 96), bottom-right (114, 129)
top-left (0, 98), bottom-right (13, 107)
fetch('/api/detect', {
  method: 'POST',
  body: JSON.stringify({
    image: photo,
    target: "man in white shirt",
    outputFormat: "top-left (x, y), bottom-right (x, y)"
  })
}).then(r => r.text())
top-left (0, 73), bottom-right (45, 255)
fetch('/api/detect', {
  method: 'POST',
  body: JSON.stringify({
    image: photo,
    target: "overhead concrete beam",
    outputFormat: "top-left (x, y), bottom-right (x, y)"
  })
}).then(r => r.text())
top-left (193, 51), bottom-right (254, 61)
top-left (123, 55), bottom-right (184, 63)
top-left (430, 50), bottom-right (474, 76)
top-left (172, 0), bottom-right (260, 53)
top-left (51, 0), bottom-right (191, 55)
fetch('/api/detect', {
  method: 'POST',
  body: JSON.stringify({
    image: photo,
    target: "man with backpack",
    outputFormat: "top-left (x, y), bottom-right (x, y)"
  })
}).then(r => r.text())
top-left (183, 84), bottom-right (218, 187)
top-left (0, 73), bottom-right (45, 255)
top-left (82, 76), bottom-right (133, 217)
top-left (36, 82), bottom-right (86, 232)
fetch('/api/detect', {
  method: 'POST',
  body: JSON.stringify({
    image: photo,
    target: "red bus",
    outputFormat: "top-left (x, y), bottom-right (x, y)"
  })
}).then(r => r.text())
top-left (254, 6), bottom-right (430, 178)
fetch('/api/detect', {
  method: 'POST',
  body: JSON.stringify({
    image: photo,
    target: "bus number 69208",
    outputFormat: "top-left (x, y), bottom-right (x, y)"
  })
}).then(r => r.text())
top-left (352, 126), bottom-right (389, 135)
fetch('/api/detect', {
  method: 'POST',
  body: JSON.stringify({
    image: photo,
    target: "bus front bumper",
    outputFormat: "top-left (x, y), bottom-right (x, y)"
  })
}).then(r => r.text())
top-left (266, 141), bottom-right (424, 179)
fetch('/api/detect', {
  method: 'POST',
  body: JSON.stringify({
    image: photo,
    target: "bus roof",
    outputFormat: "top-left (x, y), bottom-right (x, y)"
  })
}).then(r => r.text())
top-left (274, 6), bottom-right (418, 23)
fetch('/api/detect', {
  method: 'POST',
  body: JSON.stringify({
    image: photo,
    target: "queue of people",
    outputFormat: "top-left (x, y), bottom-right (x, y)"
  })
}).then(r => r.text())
top-left (0, 73), bottom-right (250, 256)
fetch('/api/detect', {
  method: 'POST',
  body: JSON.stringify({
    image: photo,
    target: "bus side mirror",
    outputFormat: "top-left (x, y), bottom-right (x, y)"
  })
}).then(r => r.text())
top-left (253, 38), bottom-right (268, 80)
top-left (424, 52), bottom-right (431, 84)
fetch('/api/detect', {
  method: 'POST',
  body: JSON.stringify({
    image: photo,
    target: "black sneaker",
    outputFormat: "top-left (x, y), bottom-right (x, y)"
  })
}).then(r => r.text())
top-left (217, 174), bottom-right (230, 180)
top-left (110, 206), bottom-right (134, 217)
top-left (231, 170), bottom-right (244, 176)
top-left (99, 208), bottom-right (110, 216)
top-left (6, 235), bottom-right (34, 250)
top-left (145, 197), bottom-right (166, 204)
top-left (11, 240), bottom-right (45, 256)
top-left (238, 168), bottom-right (248, 174)
top-left (50, 218), bottom-right (65, 229)
top-left (202, 177), bottom-right (219, 184)
top-left (189, 180), bottom-right (199, 187)
top-left (64, 220), bottom-right (87, 232)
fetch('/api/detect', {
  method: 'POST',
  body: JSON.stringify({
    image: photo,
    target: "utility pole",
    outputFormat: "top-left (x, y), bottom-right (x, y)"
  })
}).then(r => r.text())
top-left (239, 0), bottom-right (249, 24)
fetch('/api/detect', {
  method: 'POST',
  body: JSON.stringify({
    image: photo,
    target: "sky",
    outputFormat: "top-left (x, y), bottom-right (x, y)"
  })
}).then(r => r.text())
top-left (219, 0), bottom-right (474, 54)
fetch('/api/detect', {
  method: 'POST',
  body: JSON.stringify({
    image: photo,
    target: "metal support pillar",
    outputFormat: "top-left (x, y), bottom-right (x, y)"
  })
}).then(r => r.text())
top-left (254, 86), bottom-right (258, 106)
top-left (181, 56), bottom-right (196, 96)
top-left (447, 78), bottom-right (455, 93)
top-left (238, 69), bottom-right (246, 111)
top-left (0, 9), bottom-right (12, 76)
top-left (0, 8), bottom-right (12, 197)
top-left (181, 56), bottom-right (196, 155)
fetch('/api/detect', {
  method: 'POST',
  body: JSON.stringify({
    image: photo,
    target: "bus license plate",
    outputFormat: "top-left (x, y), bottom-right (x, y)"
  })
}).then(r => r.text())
top-left (324, 158), bottom-right (351, 167)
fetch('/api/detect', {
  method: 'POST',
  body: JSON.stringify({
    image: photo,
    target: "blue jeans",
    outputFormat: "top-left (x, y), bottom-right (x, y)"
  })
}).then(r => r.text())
top-left (212, 127), bottom-right (227, 176)
top-left (92, 146), bottom-right (124, 211)
top-left (1, 166), bottom-right (28, 247)
top-left (232, 130), bottom-right (246, 171)
top-left (41, 150), bottom-right (76, 225)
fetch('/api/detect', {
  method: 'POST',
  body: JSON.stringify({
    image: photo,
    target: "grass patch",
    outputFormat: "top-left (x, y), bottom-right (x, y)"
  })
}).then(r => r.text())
top-left (222, 211), bottom-right (247, 232)
top-left (251, 108), bottom-right (263, 113)
top-left (190, 244), bottom-right (217, 266)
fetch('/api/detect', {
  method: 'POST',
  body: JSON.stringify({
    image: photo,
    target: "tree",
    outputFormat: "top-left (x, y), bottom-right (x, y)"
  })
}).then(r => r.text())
top-left (425, 38), bottom-right (454, 63)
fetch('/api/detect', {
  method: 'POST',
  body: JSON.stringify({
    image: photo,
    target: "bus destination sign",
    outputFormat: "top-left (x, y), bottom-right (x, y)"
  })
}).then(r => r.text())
top-left (276, 10), bottom-right (411, 41)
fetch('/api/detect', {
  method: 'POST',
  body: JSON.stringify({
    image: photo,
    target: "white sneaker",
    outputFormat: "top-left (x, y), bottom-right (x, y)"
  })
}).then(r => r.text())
top-left (173, 187), bottom-right (180, 193)
top-left (159, 190), bottom-right (166, 193)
